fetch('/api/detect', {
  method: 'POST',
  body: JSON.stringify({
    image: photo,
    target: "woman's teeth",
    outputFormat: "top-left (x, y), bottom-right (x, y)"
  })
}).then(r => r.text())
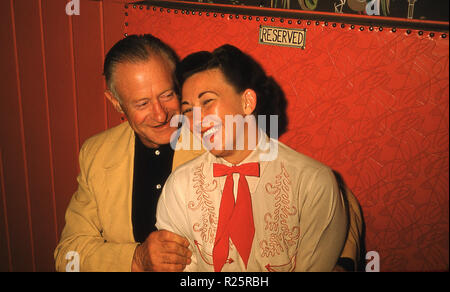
top-left (203, 127), bottom-right (219, 138)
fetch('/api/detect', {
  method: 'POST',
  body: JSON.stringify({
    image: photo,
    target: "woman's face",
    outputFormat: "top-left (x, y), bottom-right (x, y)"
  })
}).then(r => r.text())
top-left (181, 68), bottom-right (256, 163)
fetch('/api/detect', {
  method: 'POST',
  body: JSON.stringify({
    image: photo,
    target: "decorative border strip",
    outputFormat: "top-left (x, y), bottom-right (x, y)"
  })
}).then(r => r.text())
top-left (129, 0), bottom-right (449, 33)
top-left (124, 2), bottom-right (449, 40)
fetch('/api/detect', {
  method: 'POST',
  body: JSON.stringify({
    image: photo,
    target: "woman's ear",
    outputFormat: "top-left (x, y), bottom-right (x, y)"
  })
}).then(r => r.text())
top-left (104, 90), bottom-right (124, 114)
top-left (242, 89), bottom-right (257, 115)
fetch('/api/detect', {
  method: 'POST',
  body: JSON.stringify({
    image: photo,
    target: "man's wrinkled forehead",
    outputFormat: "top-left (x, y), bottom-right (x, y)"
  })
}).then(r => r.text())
top-left (113, 54), bottom-right (175, 85)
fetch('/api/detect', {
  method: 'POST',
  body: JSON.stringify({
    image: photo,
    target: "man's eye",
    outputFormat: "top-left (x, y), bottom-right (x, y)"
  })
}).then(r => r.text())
top-left (136, 101), bottom-right (148, 108)
top-left (161, 92), bottom-right (175, 100)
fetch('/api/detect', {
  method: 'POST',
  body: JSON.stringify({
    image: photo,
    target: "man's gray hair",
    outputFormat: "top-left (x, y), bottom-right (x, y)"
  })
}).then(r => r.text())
top-left (103, 34), bottom-right (179, 103)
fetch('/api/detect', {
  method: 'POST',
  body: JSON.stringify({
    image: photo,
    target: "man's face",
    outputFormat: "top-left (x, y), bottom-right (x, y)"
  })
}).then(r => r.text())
top-left (108, 56), bottom-right (180, 148)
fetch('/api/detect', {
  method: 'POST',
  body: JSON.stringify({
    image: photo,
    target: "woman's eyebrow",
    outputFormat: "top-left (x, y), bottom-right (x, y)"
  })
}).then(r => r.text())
top-left (198, 91), bottom-right (218, 98)
top-left (181, 91), bottom-right (218, 106)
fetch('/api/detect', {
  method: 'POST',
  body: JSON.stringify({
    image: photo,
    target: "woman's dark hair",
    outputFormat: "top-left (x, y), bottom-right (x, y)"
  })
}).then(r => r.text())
top-left (176, 44), bottom-right (287, 135)
top-left (103, 34), bottom-right (180, 101)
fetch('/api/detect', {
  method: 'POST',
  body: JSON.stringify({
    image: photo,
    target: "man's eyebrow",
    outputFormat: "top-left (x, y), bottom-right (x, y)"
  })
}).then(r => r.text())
top-left (157, 88), bottom-right (175, 97)
top-left (133, 97), bottom-right (149, 104)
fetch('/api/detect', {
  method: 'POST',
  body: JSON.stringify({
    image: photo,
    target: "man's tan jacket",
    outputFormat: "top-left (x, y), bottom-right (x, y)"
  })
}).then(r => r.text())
top-left (54, 122), bottom-right (362, 271)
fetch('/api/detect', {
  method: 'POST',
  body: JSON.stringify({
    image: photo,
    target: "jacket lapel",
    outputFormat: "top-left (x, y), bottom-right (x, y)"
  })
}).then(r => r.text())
top-left (102, 122), bottom-right (136, 243)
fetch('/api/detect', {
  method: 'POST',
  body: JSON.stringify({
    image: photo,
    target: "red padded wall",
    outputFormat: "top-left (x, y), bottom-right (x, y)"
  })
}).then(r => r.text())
top-left (0, 0), bottom-right (126, 272)
top-left (126, 3), bottom-right (449, 271)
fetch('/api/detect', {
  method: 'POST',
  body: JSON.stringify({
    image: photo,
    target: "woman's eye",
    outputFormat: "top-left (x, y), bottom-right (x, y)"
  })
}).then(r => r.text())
top-left (203, 99), bottom-right (214, 106)
top-left (182, 108), bottom-right (192, 115)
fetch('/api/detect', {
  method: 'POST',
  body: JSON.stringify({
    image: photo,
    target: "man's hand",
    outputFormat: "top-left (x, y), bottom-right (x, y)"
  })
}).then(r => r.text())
top-left (131, 230), bottom-right (192, 272)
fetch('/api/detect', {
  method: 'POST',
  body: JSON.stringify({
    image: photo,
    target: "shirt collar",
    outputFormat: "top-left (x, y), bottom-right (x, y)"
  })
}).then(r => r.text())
top-left (210, 128), bottom-right (275, 194)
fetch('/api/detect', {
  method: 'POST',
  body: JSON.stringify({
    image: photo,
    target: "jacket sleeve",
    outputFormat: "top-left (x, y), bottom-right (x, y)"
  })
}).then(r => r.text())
top-left (339, 187), bottom-right (363, 270)
top-left (295, 167), bottom-right (348, 271)
top-left (155, 173), bottom-right (198, 272)
top-left (54, 142), bottom-right (138, 272)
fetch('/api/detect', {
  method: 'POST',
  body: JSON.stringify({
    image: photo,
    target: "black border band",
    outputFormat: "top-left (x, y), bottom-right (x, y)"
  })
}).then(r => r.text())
top-left (131, 0), bottom-right (449, 32)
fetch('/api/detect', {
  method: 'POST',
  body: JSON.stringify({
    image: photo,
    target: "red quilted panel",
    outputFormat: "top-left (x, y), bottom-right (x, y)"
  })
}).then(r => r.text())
top-left (126, 4), bottom-right (449, 271)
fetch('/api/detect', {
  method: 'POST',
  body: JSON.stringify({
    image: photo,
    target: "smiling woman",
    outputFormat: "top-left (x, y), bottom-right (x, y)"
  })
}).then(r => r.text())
top-left (181, 68), bottom-right (252, 163)
top-left (156, 44), bottom-right (350, 272)
top-left (177, 45), bottom-right (286, 163)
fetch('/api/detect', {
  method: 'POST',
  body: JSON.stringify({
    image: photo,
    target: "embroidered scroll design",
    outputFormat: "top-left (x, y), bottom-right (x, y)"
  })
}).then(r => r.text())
top-left (194, 240), bottom-right (234, 266)
top-left (260, 163), bottom-right (300, 260)
top-left (265, 254), bottom-right (297, 272)
top-left (188, 163), bottom-right (218, 244)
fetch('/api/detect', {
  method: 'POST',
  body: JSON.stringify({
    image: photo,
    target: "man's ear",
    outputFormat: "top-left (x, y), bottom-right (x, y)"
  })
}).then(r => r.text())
top-left (242, 89), bottom-right (257, 115)
top-left (104, 90), bottom-right (124, 114)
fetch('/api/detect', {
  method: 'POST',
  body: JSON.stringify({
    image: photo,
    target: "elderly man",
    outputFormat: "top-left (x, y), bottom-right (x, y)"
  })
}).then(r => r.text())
top-left (54, 34), bottom-right (362, 272)
top-left (54, 34), bottom-right (195, 272)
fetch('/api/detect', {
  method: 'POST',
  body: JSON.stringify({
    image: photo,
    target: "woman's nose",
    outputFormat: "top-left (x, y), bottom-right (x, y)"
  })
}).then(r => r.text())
top-left (191, 106), bottom-right (203, 133)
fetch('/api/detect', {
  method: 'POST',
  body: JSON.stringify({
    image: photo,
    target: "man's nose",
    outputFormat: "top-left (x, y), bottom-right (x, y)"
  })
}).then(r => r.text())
top-left (151, 99), bottom-right (168, 123)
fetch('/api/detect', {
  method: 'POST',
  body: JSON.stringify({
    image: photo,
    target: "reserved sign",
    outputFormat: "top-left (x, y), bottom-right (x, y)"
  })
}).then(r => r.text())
top-left (259, 25), bottom-right (306, 49)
